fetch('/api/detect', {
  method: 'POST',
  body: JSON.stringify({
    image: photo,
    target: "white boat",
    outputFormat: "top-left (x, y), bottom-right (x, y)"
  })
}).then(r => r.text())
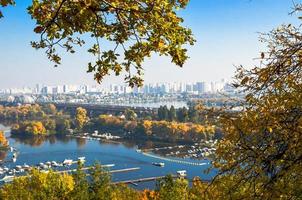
top-left (51, 161), bottom-right (60, 167)
top-left (15, 165), bottom-right (22, 170)
top-left (78, 157), bottom-right (85, 161)
top-left (177, 170), bottom-right (187, 177)
top-left (63, 159), bottom-right (73, 166)
top-left (23, 164), bottom-right (30, 169)
top-left (102, 164), bottom-right (115, 168)
top-left (152, 162), bottom-right (165, 167)
top-left (0, 175), bottom-right (14, 183)
top-left (40, 164), bottom-right (49, 169)
top-left (78, 157), bottom-right (85, 163)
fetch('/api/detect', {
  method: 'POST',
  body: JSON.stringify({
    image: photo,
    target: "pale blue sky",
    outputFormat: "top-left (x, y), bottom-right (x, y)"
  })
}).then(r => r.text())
top-left (0, 0), bottom-right (299, 88)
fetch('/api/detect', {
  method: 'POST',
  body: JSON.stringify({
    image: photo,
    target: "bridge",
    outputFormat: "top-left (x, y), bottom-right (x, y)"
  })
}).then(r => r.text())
top-left (0, 101), bottom-right (158, 117)
top-left (52, 103), bottom-right (158, 117)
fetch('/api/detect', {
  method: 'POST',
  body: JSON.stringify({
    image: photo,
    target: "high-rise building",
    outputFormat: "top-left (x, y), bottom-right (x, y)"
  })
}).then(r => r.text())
top-left (195, 82), bottom-right (205, 94)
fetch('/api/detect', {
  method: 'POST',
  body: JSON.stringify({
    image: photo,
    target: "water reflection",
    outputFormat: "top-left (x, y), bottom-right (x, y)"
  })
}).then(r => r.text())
top-left (9, 134), bottom-right (176, 151)
top-left (0, 151), bottom-right (7, 161)
top-left (11, 135), bottom-right (46, 147)
top-left (76, 137), bottom-right (86, 148)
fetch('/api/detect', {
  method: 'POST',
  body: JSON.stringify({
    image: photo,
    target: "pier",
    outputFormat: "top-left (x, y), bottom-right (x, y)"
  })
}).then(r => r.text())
top-left (113, 175), bottom-right (177, 185)
top-left (0, 166), bottom-right (141, 183)
top-left (53, 164), bottom-right (115, 174)
top-left (113, 175), bottom-right (212, 186)
top-left (55, 166), bottom-right (140, 174)
top-left (141, 152), bottom-right (210, 166)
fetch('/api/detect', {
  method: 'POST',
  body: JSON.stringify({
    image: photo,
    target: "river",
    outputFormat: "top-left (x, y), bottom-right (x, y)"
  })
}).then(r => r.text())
top-left (0, 124), bottom-right (215, 190)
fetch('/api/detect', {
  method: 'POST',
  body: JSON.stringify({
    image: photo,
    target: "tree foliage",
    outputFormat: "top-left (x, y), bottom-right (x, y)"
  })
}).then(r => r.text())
top-left (0, 170), bottom-right (75, 200)
top-left (95, 114), bottom-right (216, 142)
top-left (75, 107), bottom-right (89, 130)
top-left (0, 104), bottom-right (45, 121)
top-left (124, 108), bottom-right (137, 121)
top-left (42, 104), bottom-right (57, 115)
top-left (0, 0), bottom-right (14, 18)
top-left (0, 130), bottom-right (8, 147)
top-left (24, 0), bottom-right (195, 87)
top-left (156, 175), bottom-right (189, 200)
top-left (211, 5), bottom-right (302, 199)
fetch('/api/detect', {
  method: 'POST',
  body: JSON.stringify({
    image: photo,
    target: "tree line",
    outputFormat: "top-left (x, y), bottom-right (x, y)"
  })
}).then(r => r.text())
top-left (0, 163), bottom-right (220, 200)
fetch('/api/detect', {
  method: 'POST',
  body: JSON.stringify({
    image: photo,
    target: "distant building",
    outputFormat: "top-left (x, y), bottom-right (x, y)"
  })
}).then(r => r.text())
top-left (195, 82), bottom-right (205, 94)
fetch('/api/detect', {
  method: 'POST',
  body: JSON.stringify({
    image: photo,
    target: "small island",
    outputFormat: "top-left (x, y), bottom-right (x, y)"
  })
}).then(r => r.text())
top-left (0, 103), bottom-right (222, 145)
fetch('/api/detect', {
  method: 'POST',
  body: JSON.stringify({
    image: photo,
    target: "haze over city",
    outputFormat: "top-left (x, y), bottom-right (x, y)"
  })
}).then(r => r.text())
top-left (0, 0), bottom-right (298, 89)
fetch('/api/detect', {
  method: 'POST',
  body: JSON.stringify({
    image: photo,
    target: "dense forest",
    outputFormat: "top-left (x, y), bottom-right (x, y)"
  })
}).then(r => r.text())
top-left (0, 103), bottom-right (220, 143)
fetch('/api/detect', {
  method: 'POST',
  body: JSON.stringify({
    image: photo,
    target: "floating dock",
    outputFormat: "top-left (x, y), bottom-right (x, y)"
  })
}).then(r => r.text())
top-left (113, 175), bottom-right (177, 185)
top-left (142, 152), bottom-right (209, 166)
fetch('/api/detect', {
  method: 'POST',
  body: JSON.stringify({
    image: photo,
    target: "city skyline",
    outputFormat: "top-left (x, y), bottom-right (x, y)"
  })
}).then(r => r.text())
top-left (0, 0), bottom-right (298, 88)
top-left (0, 79), bottom-right (235, 95)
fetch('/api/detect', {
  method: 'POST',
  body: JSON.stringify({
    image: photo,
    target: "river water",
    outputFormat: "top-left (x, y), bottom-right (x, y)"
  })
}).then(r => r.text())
top-left (0, 124), bottom-right (215, 189)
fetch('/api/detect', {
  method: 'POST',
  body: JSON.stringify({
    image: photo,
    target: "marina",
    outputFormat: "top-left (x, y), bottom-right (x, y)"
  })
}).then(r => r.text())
top-left (139, 140), bottom-right (217, 160)
top-left (0, 164), bottom-right (141, 183)
top-left (68, 131), bottom-right (217, 160)
top-left (0, 124), bottom-right (215, 189)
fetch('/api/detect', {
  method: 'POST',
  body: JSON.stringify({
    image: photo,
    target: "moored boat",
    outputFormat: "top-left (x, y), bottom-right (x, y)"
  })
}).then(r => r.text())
top-left (63, 159), bottom-right (73, 166)
top-left (0, 175), bottom-right (14, 183)
top-left (152, 162), bottom-right (165, 167)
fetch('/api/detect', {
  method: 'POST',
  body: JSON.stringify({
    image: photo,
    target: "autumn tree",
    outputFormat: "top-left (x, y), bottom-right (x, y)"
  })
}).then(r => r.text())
top-left (156, 175), bottom-right (189, 200)
top-left (142, 120), bottom-right (152, 135)
top-left (44, 118), bottom-right (56, 132)
top-left (42, 104), bottom-right (57, 115)
top-left (89, 163), bottom-right (111, 199)
top-left (55, 118), bottom-right (71, 133)
top-left (0, 130), bottom-right (8, 147)
top-left (0, 0), bottom-right (190, 87)
top-left (75, 107), bottom-right (89, 130)
top-left (124, 108), bottom-right (137, 121)
top-left (177, 107), bottom-right (189, 122)
top-left (158, 106), bottom-right (169, 120)
top-left (20, 121), bottom-right (47, 135)
top-left (124, 121), bottom-right (138, 132)
top-left (168, 106), bottom-right (177, 121)
top-left (211, 5), bottom-right (302, 199)
top-left (0, 170), bottom-right (75, 200)
top-left (71, 163), bottom-right (90, 199)
top-left (0, 0), bottom-right (14, 18)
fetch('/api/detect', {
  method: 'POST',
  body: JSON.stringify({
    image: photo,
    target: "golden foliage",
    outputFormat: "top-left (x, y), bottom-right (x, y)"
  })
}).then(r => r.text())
top-left (28, 0), bottom-right (194, 86)
top-left (0, 130), bottom-right (8, 147)
top-left (142, 120), bottom-right (153, 135)
top-left (212, 10), bottom-right (302, 199)
top-left (75, 107), bottom-right (89, 130)
top-left (0, 170), bottom-right (74, 200)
